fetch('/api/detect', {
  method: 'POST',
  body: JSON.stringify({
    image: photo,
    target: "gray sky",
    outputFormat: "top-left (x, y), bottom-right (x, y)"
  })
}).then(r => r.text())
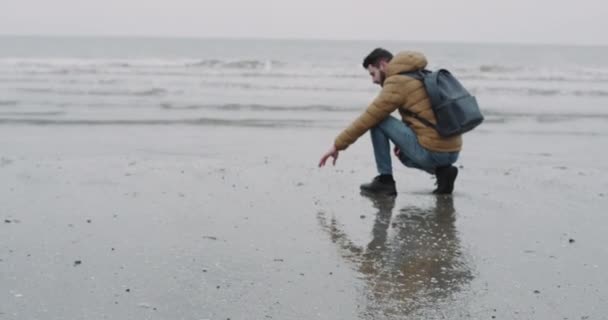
top-left (1, 0), bottom-right (606, 45)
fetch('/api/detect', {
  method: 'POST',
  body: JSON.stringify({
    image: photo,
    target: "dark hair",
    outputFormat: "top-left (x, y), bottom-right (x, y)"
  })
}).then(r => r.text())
top-left (362, 48), bottom-right (393, 68)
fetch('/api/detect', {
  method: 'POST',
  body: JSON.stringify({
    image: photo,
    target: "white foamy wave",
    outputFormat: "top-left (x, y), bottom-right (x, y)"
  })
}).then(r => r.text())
top-left (453, 65), bottom-right (608, 83)
top-left (159, 103), bottom-right (359, 112)
top-left (186, 59), bottom-right (285, 70)
top-left (477, 86), bottom-right (608, 97)
top-left (478, 65), bottom-right (523, 73)
top-left (0, 58), bottom-right (286, 70)
top-left (0, 100), bottom-right (18, 106)
top-left (0, 57), bottom-right (366, 79)
top-left (16, 87), bottom-right (168, 97)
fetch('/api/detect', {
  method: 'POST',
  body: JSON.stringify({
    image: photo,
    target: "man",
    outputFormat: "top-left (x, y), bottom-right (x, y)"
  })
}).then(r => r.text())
top-left (318, 48), bottom-right (461, 196)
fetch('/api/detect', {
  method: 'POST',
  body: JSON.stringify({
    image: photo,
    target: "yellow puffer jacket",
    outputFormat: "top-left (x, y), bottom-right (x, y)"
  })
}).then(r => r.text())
top-left (334, 51), bottom-right (462, 152)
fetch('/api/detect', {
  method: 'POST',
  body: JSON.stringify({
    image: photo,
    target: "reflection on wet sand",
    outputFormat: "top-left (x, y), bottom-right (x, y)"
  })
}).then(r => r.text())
top-left (318, 195), bottom-right (473, 319)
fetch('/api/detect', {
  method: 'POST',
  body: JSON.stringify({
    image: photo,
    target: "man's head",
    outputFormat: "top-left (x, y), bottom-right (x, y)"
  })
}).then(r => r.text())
top-left (363, 48), bottom-right (393, 86)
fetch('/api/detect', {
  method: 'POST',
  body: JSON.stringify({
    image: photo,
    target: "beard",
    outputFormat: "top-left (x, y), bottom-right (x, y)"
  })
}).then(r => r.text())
top-left (379, 71), bottom-right (387, 87)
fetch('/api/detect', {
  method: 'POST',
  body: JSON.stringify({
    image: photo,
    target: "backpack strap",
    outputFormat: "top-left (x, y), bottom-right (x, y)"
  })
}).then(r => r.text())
top-left (402, 108), bottom-right (436, 128)
top-left (399, 70), bottom-right (428, 81)
top-left (398, 70), bottom-right (436, 129)
top-left (424, 70), bottom-right (443, 108)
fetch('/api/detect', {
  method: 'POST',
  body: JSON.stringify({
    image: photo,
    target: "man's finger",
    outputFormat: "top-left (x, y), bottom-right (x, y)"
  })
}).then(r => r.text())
top-left (332, 153), bottom-right (338, 166)
top-left (319, 152), bottom-right (331, 167)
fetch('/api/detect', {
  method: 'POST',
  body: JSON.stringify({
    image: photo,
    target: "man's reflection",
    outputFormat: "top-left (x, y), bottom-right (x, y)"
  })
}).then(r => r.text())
top-left (318, 195), bottom-right (473, 318)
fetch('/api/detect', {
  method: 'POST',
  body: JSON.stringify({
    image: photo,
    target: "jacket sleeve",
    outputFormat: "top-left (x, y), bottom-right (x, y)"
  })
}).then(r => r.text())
top-left (334, 77), bottom-right (406, 150)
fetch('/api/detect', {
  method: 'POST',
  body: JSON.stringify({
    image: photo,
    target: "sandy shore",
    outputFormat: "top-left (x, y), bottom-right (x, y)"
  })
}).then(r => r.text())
top-left (1, 117), bottom-right (607, 319)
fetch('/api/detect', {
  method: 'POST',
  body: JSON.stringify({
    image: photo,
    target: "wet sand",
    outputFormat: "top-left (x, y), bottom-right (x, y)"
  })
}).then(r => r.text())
top-left (1, 117), bottom-right (608, 319)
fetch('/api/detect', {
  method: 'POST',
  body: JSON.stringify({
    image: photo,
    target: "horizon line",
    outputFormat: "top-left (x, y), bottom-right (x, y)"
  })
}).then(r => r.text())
top-left (0, 33), bottom-right (606, 48)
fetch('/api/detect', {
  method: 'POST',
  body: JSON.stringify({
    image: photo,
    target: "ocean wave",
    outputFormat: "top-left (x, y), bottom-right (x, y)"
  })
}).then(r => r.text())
top-left (135, 88), bottom-right (167, 96)
top-left (460, 74), bottom-right (608, 83)
top-left (16, 87), bottom-right (168, 97)
top-left (3, 57), bottom-right (608, 72)
top-left (160, 103), bottom-right (359, 112)
top-left (10, 83), bottom-right (608, 101)
top-left (196, 80), bottom-right (372, 92)
top-left (185, 59), bottom-right (223, 67)
top-left (8, 66), bottom-right (608, 84)
top-left (1, 65), bottom-right (365, 79)
top-left (573, 89), bottom-right (608, 97)
top-left (238, 72), bottom-right (363, 79)
top-left (478, 65), bottom-right (523, 73)
top-left (1, 112), bottom-right (606, 129)
top-left (1, 58), bottom-right (367, 80)
top-left (0, 111), bottom-right (65, 116)
top-left (479, 87), bottom-right (608, 97)
top-left (483, 110), bottom-right (608, 119)
top-left (508, 130), bottom-right (608, 137)
top-left (1, 58), bottom-right (180, 69)
top-left (3, 58), bottom-right (608, 89)
top-left (1, 58), bottom-right (288, 70)
top-left (0, 100), bottom-right (18, 106)
top-left (0, 77), bottom-right (123, 85)
top-left (452, 64), bottom-right (608, 83)
top-left (186, 59), bottom-right (285, 70)
top-left (526, 88), bottom-right (562, 96)
top-left (0, 117), bottom-right (326, 128)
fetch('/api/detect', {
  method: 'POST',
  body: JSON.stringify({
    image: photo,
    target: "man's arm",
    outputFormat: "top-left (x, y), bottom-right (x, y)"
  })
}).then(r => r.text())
top-left (318, 76), bottom-right (406, 167)
top-left (334, 77), bottom-right (405, 151)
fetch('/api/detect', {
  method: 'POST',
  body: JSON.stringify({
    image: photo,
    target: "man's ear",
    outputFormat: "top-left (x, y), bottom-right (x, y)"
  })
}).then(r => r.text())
top-left (379, 60), bottom-right (389, 71)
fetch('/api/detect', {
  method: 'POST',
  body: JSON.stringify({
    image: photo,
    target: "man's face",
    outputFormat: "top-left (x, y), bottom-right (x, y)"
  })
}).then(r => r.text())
top-left (367, 62), bottom-right (387, 86)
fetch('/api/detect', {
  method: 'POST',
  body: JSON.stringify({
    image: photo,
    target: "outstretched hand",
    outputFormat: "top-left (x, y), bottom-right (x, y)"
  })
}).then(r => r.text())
top-left (394, 146), bottom-right (401, 157)
top-left (318, 145), bottom-right (339, 167)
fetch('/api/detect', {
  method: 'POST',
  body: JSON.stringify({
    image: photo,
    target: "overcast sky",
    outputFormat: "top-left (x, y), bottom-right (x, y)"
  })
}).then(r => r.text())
top-left (1, 0), bottom-right (606, 45)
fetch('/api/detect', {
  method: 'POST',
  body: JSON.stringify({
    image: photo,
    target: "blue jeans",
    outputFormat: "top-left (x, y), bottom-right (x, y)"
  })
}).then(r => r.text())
top-left (371, 116), bottom-right (459, 175)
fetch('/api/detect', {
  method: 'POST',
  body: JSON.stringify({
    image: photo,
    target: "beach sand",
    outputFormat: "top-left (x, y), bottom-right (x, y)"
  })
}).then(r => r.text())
top-left (1, 117), bottom-right (608, 319)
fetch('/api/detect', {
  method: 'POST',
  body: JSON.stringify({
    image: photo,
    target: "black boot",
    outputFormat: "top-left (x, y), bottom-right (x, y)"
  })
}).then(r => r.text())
top-left (433, 166), bottom-right (458, 194)
top-left (360, 175), bottom-right (397, 196)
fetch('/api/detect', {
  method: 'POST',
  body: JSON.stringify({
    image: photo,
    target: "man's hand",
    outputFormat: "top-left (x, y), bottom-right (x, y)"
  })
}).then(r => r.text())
top-left (318, 145), bottom-right (339, 167)
top-left (394, 146), bottom-right (401, 158)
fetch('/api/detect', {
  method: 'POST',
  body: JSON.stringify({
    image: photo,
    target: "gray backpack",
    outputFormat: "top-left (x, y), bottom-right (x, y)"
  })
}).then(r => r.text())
top-left (400, 69), bottom-right (483, 137)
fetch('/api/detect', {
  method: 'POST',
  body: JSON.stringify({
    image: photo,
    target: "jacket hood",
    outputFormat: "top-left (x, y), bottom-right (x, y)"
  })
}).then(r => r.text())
top-left (386, 51), bottom-right (428, 76)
